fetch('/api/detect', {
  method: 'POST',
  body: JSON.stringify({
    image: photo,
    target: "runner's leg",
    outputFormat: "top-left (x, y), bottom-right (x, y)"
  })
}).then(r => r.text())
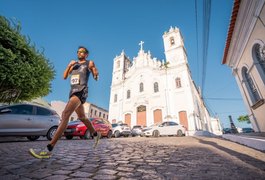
top-left (75, 104), bottom-right (96, 134)
top-left (49, 96), bottom-right (81, 147)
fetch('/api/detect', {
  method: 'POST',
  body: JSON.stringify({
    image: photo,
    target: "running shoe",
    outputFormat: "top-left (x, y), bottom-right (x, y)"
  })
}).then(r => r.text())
top-left (93, 132), bottom-right (101, 148)
top-left (29, 148), bottom-right (52, 159)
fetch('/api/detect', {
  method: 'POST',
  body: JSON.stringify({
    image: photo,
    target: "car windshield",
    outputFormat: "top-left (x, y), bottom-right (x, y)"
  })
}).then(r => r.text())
top-left (121, 123), bottom-right (128, 127)
top-left (112, 124), bottom-right (118, 128)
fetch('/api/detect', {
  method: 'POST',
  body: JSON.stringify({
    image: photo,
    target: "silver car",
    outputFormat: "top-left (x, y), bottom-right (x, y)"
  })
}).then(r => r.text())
top-left (0, 103), bottom-right (60, 141)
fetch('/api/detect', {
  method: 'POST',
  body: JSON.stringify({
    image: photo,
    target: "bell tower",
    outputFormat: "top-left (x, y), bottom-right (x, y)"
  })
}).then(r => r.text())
top-left (112, 50), bottom-right (130, 85)
top-left (163, 26), bottom-right (187, 66)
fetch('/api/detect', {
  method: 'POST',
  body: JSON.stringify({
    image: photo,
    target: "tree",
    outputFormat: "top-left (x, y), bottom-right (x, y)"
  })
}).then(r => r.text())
top-left (0, 16), bottom-right (55, 103)
top-left (237, 115), bottom-right (251, 124)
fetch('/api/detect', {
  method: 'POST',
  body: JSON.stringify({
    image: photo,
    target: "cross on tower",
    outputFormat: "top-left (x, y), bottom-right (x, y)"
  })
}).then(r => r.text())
top-left (139, 41), bottom-right (144, 51)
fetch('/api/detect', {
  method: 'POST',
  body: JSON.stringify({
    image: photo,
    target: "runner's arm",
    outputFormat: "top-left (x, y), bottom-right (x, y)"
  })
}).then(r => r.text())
top-left (89, 60), bottom-right (99, 81)
top-left (63, 60), bottom-right (76, 79)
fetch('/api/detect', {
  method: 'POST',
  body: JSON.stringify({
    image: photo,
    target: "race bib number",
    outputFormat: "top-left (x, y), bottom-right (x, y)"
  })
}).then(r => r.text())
top-left (71, 75), bottom-right (80, 85)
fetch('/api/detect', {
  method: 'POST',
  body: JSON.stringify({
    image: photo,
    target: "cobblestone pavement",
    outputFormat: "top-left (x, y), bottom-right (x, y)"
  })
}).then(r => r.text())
top-left (0, 136), bottom-right (265, 180)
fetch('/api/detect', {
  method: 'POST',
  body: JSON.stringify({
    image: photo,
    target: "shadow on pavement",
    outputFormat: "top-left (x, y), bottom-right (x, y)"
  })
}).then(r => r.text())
top-left (194, 137), bottom-right (265, 172)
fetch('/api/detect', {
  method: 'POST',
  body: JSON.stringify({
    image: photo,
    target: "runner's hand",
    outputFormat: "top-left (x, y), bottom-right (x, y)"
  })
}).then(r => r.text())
top-left (68, 60), bottom-right (77, 68)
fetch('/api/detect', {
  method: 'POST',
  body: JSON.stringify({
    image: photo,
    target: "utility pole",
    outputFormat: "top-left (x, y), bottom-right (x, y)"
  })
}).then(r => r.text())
top-left (229, 115), bottom-right (238, 134)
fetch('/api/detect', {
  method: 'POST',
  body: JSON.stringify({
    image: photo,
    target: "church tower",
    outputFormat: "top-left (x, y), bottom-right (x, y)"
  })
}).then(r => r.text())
top-left (163, 26), bottom-right (187, 66)
top-left (112, 50), bottom-right (131, 85)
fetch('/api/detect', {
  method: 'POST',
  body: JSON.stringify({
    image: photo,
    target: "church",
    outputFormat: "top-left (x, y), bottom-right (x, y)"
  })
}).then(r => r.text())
top-left (108, 27), bottom-right (219, 135)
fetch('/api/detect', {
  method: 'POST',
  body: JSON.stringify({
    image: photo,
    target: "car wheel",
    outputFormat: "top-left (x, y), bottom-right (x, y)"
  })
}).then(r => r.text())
top-left (177, 130), bottom-right (183, 137)
top-left (84, 130), bottom-right (91, 139)
top-left (27, 136), bottom-right (40, 141)
top-left (152, 130), bottom-right (159, 137)
top-left (47, 126), bottom-right (58, 140)
top-left (107, 131), bottom-right (112, 138)
top-left (114, 131), bottom-right (120, 138)
top-left (66, 135), bottom-right (73, 140)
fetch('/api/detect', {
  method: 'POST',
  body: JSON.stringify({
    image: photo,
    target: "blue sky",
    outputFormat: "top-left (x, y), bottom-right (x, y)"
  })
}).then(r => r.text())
top-left (0, 0), bottom-right (250, 128)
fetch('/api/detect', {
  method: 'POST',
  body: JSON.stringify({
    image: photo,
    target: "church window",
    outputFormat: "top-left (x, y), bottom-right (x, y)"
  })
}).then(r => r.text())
top-left (170, 37), bottom-right (175, 46)
top-left (127, 90), bottom-right (131, 99)
top-left (154, 82), bottom-right (159, 93)
top-left (140, 82), bottom-right (144, 92)
top-left (252, 43), bottom-right (265, 82)
top-left (114, 94), bottom-right (117, 103)
top-left (242, 66), bottom-right (261, 105)
top-left (175, 77), bottom-right (181, 88)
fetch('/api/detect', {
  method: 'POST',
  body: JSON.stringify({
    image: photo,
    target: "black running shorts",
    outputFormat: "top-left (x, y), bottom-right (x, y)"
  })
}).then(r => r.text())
top-left (69, 87), bottom-right (88, 104)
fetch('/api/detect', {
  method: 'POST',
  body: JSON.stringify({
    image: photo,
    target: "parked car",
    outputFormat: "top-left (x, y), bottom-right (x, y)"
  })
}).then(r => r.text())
top-left (242, 127), bottom-right (254, 133)
top-left (131, 125), bottom-right (145, 137)
top-left (142, 121), bottom-right (185, 137)
top-left (222, 128), bottom-right (232, 134)
top-left (112, 123), bottom-right (131, 138)
top-left (64, 118), bottom-right (112, 140)
top-left (0, 103), bottom-right (60, 141)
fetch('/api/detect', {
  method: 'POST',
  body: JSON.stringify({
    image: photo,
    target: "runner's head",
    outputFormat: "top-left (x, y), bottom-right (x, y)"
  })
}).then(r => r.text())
top-left (77, 46), bottom-right (89, 60)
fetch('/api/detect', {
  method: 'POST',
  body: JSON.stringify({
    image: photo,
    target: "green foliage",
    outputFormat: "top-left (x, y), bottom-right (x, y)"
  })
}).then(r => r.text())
top-left (0, 16), bottom-right (55, 103)
top-left (237, 115), bottom-right (251, 124)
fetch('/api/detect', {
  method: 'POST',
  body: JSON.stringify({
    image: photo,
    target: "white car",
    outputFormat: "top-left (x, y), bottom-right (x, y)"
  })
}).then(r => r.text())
top-left (112, 123), bottom-right (131, 138)
top-left (143, 121), bottom-right (186, 137)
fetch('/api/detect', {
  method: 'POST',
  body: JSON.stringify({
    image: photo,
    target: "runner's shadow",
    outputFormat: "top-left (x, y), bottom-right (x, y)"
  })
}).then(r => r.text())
top-left (194, 137), bottom-right (265, 172)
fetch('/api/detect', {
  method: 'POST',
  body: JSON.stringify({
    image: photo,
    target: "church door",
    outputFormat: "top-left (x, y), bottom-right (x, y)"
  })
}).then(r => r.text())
top-left (179, 111), bottom-right (188, 130)
top-left (137, 105), bottom-right (146, 126)
top-left (125, 113), bottom-right (131, 127)
top-left (153, 109), bottom-right (162, 125)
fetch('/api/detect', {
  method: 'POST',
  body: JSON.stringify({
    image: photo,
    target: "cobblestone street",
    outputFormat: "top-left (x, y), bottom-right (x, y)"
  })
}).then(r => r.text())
top-left (0, 136), bottom-right (265, 179)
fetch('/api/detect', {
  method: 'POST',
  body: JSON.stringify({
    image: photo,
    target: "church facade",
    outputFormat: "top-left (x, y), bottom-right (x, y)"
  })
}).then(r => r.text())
top-left (109, 27), bottom-right (216, 135)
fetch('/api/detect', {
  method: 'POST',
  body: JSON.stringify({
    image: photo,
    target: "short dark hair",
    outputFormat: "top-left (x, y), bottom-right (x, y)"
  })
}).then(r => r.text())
top-left (78, 46), bottom-right (89, 54)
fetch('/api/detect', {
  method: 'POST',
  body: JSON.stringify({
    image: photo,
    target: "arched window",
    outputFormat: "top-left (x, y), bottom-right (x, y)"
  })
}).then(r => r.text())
top-left (175, 77), bottom-right (181, 88)
top-left (253, 43), bottom-right (265, 74)
top-left (154, 82), bottom-right (159, 93)
top-left (139, 82), bottom-right (144, 92)
top-left (114, 94), bottom-right (117, 103)
top-left (242, 67), bottom-right (261, 104)
top-left (127, 90), bottom-right (131, 99)
top-left (170, 37), bottom-right (175, 46)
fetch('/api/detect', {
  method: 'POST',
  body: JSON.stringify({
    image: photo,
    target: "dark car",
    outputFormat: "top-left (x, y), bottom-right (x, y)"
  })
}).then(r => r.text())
top-left (242, 127), bottom-right (254, 133)
top-left (222, 128), bottom-right (232, 134)
top-left (0, 103), bottom-right (60, 141)
top-left (64, 118), bottom-right (112, 139)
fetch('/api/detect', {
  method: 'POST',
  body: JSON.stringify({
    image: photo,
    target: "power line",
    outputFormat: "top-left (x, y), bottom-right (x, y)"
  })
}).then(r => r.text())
top-left (205, 97), bottom-right (243, 101)
top-left (195, 0), bottom-right (200, 85)
top-left (201, 0), bottom-right (211, 97)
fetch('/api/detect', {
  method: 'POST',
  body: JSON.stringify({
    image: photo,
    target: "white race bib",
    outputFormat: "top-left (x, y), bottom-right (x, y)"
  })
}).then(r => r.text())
top-left (71, 75), bottom-right (80, 85)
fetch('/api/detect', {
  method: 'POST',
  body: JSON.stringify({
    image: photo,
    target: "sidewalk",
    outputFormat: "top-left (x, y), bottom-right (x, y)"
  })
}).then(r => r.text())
top-left (222, 132), bottom-right (265, 151)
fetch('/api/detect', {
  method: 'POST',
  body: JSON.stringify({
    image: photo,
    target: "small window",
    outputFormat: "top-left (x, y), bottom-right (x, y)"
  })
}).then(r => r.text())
top-left (154, 82), bottom-right (159, 93)
top-left (94, 110), bottom-right (97, 116)
top-left (139, 82), bottom-right (144, 92)
top-left (36, 107), bottom-right (52, 116)
top-left (170, 37), bottom-right (175, 45)
top-left (99, 112), bottom-right (101, 117)
top-left (127, 90), bottom-right (131, 99)
top-left (176, 77), bottom-right (181, 88)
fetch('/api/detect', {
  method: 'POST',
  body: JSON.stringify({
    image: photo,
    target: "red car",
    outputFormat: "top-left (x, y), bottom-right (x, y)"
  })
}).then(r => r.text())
top-left (64, 118), bottom-right (112, 140)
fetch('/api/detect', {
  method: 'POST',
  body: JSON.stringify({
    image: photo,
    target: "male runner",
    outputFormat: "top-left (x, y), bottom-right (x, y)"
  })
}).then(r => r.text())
top-left (29, 46), bottom-right (100, 159)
